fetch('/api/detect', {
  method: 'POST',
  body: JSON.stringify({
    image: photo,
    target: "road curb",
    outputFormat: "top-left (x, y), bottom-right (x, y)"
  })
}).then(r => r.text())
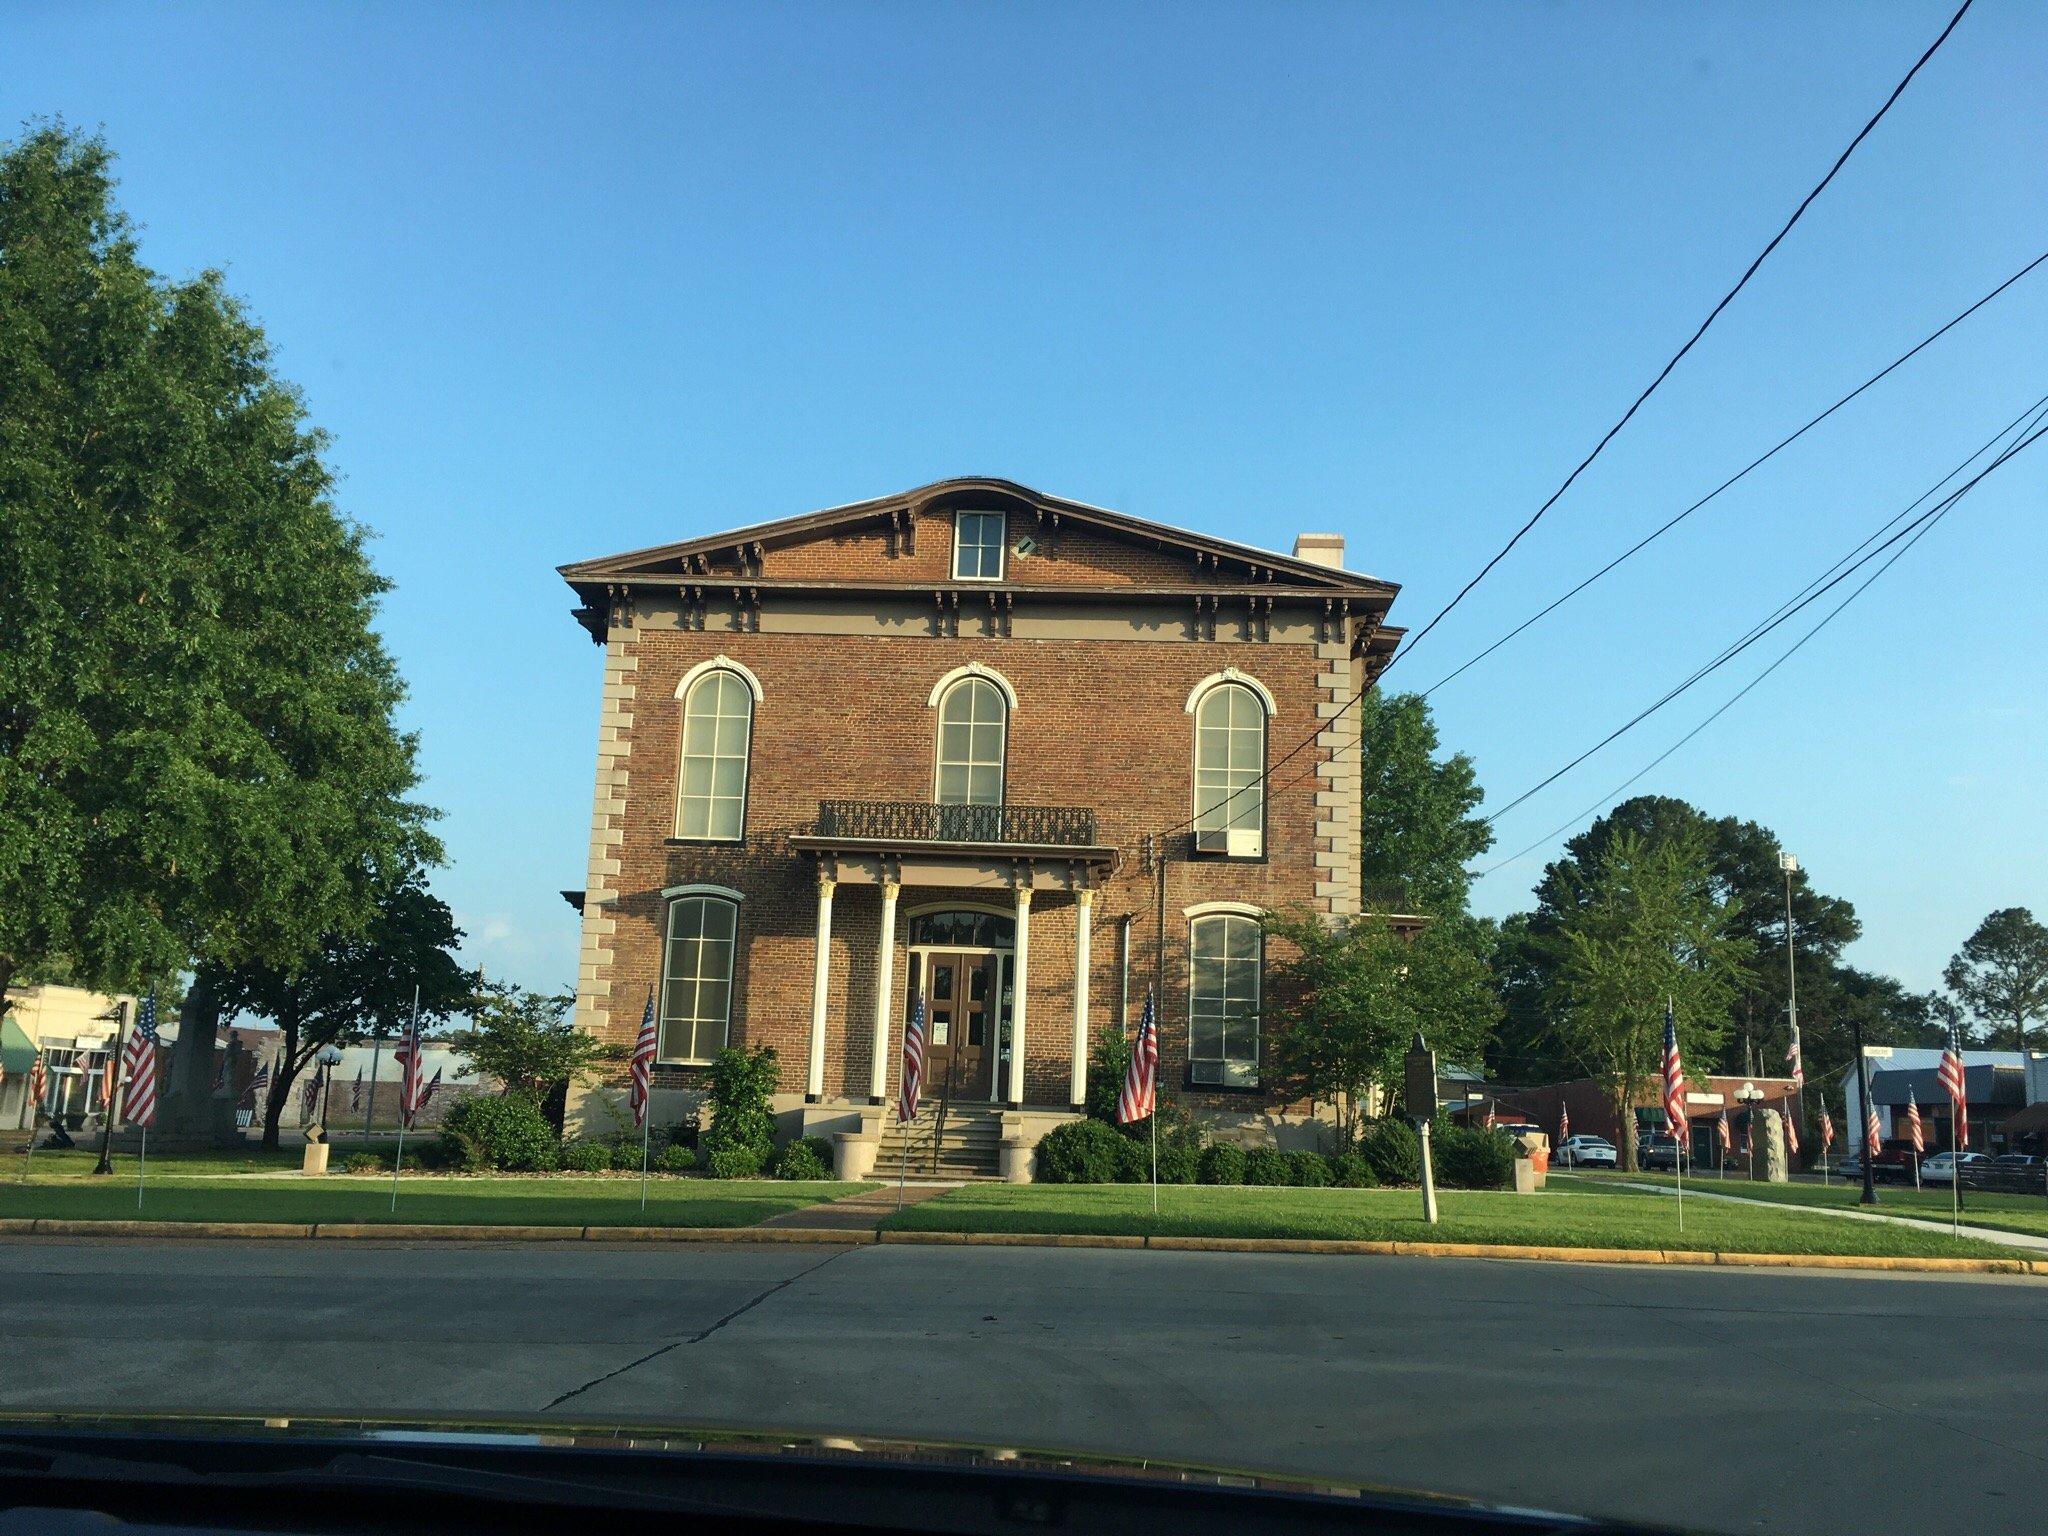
top-left (3, 1217), bottom-right (2040, 1274)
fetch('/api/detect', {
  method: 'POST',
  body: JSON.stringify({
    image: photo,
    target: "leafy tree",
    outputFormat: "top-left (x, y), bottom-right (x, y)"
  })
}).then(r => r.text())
top-left (456, 984), bottom-right (609, 1114)
top-left (1943, 907), bottom-right (2048, 1053)
top-left (220, 863), bottom-right (473, 1148)
top-left (1266, 906), bottom-right (1499, 1143)
top-left (1545, 827), bottom-right (1750, 1170)
top-left (0, 126), bottom-right (429, 1098)
top-left (1360, 691), bottom-right (1492, 917)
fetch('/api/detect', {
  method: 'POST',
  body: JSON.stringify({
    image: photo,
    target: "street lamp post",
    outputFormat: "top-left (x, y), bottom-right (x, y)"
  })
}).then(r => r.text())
top-left (1780, 852), bottom-right (1803, 1168)
top-left (314, 1043), bottom-right (344, 1143)
top-left (1852, 1017), bottom-right (1878, 1206)
top-left (91, 1000), bottom-right (131, 1177)
top-left (1737, 1082), bottom-right (1764, 1179)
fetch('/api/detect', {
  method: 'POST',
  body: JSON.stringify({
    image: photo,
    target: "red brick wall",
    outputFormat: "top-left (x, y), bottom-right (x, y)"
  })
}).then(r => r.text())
top-left (592, 623), bottom-right (1339, 1113)
top-left (758, 506), bottom-right (1199, 589)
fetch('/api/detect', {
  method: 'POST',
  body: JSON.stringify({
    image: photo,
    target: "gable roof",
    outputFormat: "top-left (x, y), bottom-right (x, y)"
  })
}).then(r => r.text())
top-left (559, 476), bottom-right (1399, 596)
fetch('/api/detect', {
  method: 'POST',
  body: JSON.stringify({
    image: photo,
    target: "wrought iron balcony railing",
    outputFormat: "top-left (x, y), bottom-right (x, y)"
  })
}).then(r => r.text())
top-left (815, 799), bottom-right (1099, 847)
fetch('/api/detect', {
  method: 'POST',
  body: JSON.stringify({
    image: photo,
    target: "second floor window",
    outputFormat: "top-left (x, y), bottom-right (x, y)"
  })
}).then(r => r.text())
top-left (1193, 681), bottom-right (1266, 854)
top-left (935, 676), bottom-right (1006, 805)
top-left (952, 509), bottom-right (1006, 580)
top-left (676, 668), bottom-right (753, 840)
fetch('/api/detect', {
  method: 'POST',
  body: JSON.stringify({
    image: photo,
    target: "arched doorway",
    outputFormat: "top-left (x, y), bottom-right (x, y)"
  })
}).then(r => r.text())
top-left (905, 907), bottom-right (1015, 1104)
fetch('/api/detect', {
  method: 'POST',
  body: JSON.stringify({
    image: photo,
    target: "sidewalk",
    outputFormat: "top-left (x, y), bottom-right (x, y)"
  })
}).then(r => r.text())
top-left (755, 1181), bottom-right (959, 1231)
top-left (1595, 1178), bottom-right (2048, 1252)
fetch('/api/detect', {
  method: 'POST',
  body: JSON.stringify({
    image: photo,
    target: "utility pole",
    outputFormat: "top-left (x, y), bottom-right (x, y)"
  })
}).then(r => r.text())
top-left (1781, 852), bottom-right (1803, 1165)
top-left (1852, 1015), bottom-right (1878, 1207)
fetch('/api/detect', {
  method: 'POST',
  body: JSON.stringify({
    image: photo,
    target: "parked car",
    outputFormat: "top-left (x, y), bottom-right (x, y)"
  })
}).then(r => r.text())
top-left (1918, 1151), bottom-right (1990, 1185)
top-left (1832, 1151), bottom-right (1863, 1181)
top-left (1981, 1153), bottom-right (2047, 1192)
top-left (1554, 1135), bottom-right (1618, 1169)
top-left (1868, 1140), bottom-right (1920, 1184)
top-left (1638, 1132), bottom-right (1688, 1171)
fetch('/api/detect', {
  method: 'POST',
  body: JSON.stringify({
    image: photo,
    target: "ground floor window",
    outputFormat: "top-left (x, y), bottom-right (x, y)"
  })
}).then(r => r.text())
top-left (660, 895), bottom-right (738, 1062)
top-left (1188, 913), bottom-right (1260, 1087)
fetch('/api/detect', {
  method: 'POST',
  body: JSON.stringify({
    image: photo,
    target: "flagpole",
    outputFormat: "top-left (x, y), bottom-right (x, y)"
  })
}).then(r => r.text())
top-left (362, 1032), bottom-right (382, 1145)
top-left (639, 1109), bottom-right (652, 1213)
top-left (20, 1063), bottom-right (39, 1183)
top-left (1670, 997), bottom-right (1683, 1235)
top-left (389, 985), bottom-right (420, 1214)
top-left (1149, 1101), bottom-right (1159, 1217)
top-left (136, 1126), bottom-right (147, 1210)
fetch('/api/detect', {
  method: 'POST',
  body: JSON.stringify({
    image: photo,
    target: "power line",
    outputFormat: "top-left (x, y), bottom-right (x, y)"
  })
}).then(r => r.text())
top-left (1125, 0), bottom-right (1976, 856)
top-left (1394, 0), bottom-right (1977, 666)
top-left (1477, 403), bottom-right (2048, 831)
top-left (1418, 247), bottom-right (2048, 700)
top-left (1475, 403), bottom-right (2048, 879)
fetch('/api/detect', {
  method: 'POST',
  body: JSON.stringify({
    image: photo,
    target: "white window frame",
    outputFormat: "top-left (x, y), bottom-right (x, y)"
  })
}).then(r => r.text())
top-left (932, 675), bottom-right (1008, 807)
top-left (658, 892), bottom-right (740, 1065)
top-left (952, 509), bottom-right (1007, 581)
top-left (1187, 911), bottom-right (1262, 1088)
top-left (673, 661), bottom-right (759, 842)
top-left (1189, 678), bottom-right (1268, 857)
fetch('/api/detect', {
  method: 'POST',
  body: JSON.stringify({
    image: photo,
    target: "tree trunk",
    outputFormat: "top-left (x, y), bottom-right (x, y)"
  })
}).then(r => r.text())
top-left (1615, 1074), bottom-right (1638, 1172)
top-left (160, 965), bottom-right (226, 1138)
top-left (260, 1014), bottom-right (301, 1151)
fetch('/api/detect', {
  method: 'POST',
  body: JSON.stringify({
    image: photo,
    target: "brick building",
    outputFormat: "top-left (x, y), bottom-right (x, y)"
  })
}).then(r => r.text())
top-left (558, 478), bottom-right (1401, 1174)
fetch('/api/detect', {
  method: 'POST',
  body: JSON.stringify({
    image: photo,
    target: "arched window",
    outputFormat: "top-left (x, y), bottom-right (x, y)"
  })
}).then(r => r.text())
top-left (660, 894), bottom-right (738, 1062)
top-left (1192, 681), bottom-right (1266, 855)
top-left (1188, 912), bottom-right (1261, 1087)
top-left (676, 667), bottom-right (754, 840)
top-left (934, 677), bottom-right (1006, 806)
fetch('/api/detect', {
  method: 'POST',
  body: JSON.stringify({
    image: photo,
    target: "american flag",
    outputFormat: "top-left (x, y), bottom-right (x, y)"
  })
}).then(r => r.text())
top-left (898, 996), bottom-right (928, 1123)
top-left (1864, 1101), bottom-right (1882, 1155)
top-left (27, 1051), bottom-right (47, 1115)
top-left (1785, 1025), bottom-right (1803, 1086)
top-left (418, 1067), bottom-right (443, 1109)
top-left (1481, 1101), bottom-right (1498, 1130)
top-left (121, 991), bottom-right (161, 1129)
top-left (1660, 1005), bottom-right (1687, 1147)
top-left (1558, 1102), bottom-right (1569, 1143)
top-left (213, 1051), bottom-right (229, 1092)
top-left (393, 1009), bottom-right (425, 1129)
top-left (1819, 1100), bottom-right (1835, 1150)
top-left (1784, 1105), bottom-right (1800, 1156)
top-left (1717, 1108), bottom-right (1731, 1150)
top-left (628, 990), bottom-right (657, 1129)
top-left (1116, 989), bottom-right (1159, 1125)
top-left (248, 1060), bottom-right (271, 1108)
top-left (300, 1072), bottom-right (321, 1124)
top-left (1905, 1086), bottom-right (1924, 1155)
top-left (1937, 1020), bottom-right (1969, 1151)
top-left (350, 1068), bottom-right (364, 1111)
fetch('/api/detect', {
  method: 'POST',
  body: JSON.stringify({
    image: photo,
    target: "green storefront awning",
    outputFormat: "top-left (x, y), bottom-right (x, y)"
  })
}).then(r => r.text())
top-left (0, 1016), bottom-right (35, 1075)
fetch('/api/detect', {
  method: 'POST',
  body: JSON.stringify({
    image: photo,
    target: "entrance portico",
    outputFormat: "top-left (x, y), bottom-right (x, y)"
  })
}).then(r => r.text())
top-left (790, 800), bottom-right (1117, 1115)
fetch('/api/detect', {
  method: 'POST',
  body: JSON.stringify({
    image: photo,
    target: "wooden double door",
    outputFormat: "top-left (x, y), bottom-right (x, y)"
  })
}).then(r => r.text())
top-left (918, 949), bottom-right (1002, 1103)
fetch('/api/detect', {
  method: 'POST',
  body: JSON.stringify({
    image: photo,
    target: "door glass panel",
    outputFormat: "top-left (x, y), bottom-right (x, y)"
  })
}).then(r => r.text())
top-left (967, 1015), bottom-right (986, 1046)
top-left (931, 962), bottom-right (954, 1002)
top-left (968, 965), bottom-right (989, 1005)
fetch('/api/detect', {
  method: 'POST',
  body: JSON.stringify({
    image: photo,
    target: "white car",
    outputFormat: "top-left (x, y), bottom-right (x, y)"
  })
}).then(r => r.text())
top-left (1919, 1151), bottom-right (1990, 1184)
top-left (1553, 1135), bottom-right (1617, 1168)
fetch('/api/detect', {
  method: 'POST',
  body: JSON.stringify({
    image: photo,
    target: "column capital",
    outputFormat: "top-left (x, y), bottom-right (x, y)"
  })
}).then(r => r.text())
top-left (816, 873), bottom-right (837, 897)
top-left (881, 878), bottom-right (901, 899)
top-left (1074, 886), bottom-right (1094, 910)
top-left (1013, 885), bottom-right (1034, 912)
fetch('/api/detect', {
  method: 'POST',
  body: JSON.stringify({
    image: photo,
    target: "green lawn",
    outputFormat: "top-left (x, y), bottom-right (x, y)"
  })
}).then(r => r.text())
top-left (9, 1145), bottom-right (339, 1179)
top-left (881, 1183), bottom-right (2019, 1259)
top-left (0, 1173), bottom-right (863, 1229)
top-left (1559, 1170), bottom-right (2048, 1240)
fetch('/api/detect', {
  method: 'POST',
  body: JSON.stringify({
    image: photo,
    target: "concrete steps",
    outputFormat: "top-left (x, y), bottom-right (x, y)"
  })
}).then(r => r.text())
top-left (878, 1104), bottom-right (1004, 1179)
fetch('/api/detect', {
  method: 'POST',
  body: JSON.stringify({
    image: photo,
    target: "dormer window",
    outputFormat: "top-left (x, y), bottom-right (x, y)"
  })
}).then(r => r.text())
top-left (952, 509), bottom-right (1006, 580)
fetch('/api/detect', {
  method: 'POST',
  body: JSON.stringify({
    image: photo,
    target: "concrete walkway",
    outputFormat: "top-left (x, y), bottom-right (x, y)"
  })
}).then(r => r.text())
top-left (1589, 1176), bottom-right (2048, 1251)
top-left (754, 1181), bottom-right (959, 1231)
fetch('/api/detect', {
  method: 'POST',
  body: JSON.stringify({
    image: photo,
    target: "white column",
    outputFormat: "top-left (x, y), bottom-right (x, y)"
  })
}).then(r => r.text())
top-left (806, 874), bottom-right (835, 1101)
top-left (1008, 885), bottom-right (1033, 1107)
top-left (869, 879), bottom-right (900, 1104)
top-left (1070, 888), bottom-right (1093, 1107)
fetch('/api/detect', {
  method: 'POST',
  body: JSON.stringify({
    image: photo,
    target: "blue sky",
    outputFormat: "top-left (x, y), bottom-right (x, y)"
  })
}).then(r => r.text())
top-left (8, 2), bottom-right (2041, 996)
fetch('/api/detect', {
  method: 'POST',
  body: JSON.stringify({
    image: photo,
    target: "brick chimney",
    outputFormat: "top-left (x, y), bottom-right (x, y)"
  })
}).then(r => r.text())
top-left (1292, 532), bottom-right (1345, 571)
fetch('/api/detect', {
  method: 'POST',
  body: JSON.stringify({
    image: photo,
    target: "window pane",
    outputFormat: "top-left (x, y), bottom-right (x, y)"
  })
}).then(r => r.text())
top-left (937, 764), bottom-right (970, 803)
top-left (708, 798), bottom-right (742, 839)
top-left (661, 897), bottom-right (738, 1062)
top-left (677, 671), bottom-right (752, 841)
top-left (936, 678), bottom-right (1006, 806)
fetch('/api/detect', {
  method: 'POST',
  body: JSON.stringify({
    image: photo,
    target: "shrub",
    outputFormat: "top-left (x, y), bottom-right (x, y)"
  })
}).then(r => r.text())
top-left (1243, 1147), bottom-right (1290, 1186)
top-left (1358, 1118), bottom-right (1422, 1186)
top-left (1154, 1141), bottom-right (1199, 1184)
top-left (702, 1046), bottom-right (778, 1171)
top-left (1435, 1124), bottom-right (1516, 1190)
top-left (436, 1129), bottom-right (485, 1174)
top-left (342, 1151), bottom-right (384, 1174)
top-left (441, 1093), bottom-right (561, 1172)
top-left (1286, 1149), bottom-right (1330, 1187)
top-left (1035, 1118), bottom-right (1129, 1183)
top-left (772, 1139), bottom-right (831, 1180)
top-left (1329, 1150), bottom-right (1377, 1188)
top-left (705, 1143), bottom-right (764, 1179)
top-left (561, 1139), bottom-right (613, 1173)
top-left (656, 1141), bottom-right (696, 1174)
top-left (609, 1139), bottom-right (645, 1172)
top-left (1197, 1142), bottom-right (1246, 1185)
top-left (1113, 1134), bottom-right (1150, 1183)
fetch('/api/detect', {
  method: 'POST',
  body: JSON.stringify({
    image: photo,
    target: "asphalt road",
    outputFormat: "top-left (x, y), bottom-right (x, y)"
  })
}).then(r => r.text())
top-left (4, 1238), bottom-right (2042, 1534)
